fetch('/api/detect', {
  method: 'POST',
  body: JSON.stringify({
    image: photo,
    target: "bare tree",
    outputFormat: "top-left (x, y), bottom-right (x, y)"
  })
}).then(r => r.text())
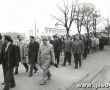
top-left (74, 4), bottom-right (85, 35)
top-left (104, 19), bottom-right (110, 44)
top-left (80, 3), bottom-right (95, 36)
top-left (51, 0), bottom-right (77, 35)
top-left (92, 11), bottom-right (102, 36)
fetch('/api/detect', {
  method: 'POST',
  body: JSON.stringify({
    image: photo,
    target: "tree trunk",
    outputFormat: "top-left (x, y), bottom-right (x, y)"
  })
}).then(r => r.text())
top-left (108, 31), bottom-right (110, 45)
top-left (87, 28), bottom-right (90, 37)
top-left (66, 28), bottom-right (69, 36)
top-left (77, 25), bottom-right (80, 35)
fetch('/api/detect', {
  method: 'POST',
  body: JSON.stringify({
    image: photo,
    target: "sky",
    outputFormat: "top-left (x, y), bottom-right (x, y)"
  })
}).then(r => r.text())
top-left (0, 0), bottom-right (110, 34)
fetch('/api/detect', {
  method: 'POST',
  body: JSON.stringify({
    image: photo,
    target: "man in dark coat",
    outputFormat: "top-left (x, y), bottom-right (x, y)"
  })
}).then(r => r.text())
top-left (0, 34), bottom-right (4, 85)
top-left (13, 42), bottom-right (21, 75)
top-left (82, 36), bottom-right (89, 59)
top-left (28, 36), bottom-right (39, 77)
top-left (53, 35), bottom-right (61, 66)
top-left (63, 36), bottom-right (72, 66)
top-left (0, 35), bottom-right (17, 90)
top-left (14, 35), bottom-right (29, 75)
top-left (99, 36), bottom-right (104, 51)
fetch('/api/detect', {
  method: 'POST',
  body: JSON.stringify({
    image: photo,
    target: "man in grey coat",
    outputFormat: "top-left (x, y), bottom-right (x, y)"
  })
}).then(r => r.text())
top-left (72, 35), bottom-right (84, 69)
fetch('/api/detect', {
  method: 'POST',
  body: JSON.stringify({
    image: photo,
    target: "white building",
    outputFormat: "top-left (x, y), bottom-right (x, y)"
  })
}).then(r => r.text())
top-left (44, 27), bottom-right (66, 37)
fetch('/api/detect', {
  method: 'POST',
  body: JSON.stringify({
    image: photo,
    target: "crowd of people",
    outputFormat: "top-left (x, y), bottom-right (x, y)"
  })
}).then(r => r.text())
top-left (0, 33), bottom-right (105, 90)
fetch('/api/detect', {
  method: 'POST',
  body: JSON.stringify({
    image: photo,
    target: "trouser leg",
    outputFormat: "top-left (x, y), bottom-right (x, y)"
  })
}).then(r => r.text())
top-left (63, 52), bottom-right (67, 66)
top-left (68, 52), bottom-right (71, 65)
top-left (29, 64), bottom-right (34, 76)
top-left (74, 53), bottom-right (78, 68)
top-left (47, 69), bottom-right (51, 78)
top-left (14, 62), bottom-right (19, 74)
top-left (78, 54), bottom-right (82, 67)
top-left (43, 69), bottom-right (47, 81)
top-left (33, 64), bottom-right (38, 72)
top-left (23, 63), bottom-right (29, 70)
top-left (4, 67), bottom-right (15, 89)
top-left (2, 64), bottom-right (7, 83)
top-left (57, 51), bottom-right (60, 65)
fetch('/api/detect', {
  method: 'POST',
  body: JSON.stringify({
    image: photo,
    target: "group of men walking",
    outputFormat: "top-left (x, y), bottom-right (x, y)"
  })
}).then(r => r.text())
top-left (0, 34), bottom-right (40, 90)
top-left (50, 34), bottom-right (105, 68)
top-left (0, 33), bottom-right (105, 90)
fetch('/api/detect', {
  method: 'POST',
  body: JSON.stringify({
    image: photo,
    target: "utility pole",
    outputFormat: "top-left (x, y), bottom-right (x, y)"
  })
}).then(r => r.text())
top-left (93, 12), bottom-right (97, 37)
top-left (35, 19), bottom-right (36, 38)
top-left (107, 18), bottom-right (110, 44)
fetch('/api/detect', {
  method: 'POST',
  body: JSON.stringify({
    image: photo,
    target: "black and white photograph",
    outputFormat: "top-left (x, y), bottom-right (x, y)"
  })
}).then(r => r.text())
top-left (0, 0), bottom-right (110, 90)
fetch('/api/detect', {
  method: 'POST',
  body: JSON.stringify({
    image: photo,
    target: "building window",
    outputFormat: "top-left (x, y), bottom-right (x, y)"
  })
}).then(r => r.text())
top-left (37, 29), bottom-right (39, 33)
top-left (49, 29), bottom-right (51, 33)
top-left (52, 30), bottom-right (54, 33)
top-left (45, 29), bottom-right (48, 33)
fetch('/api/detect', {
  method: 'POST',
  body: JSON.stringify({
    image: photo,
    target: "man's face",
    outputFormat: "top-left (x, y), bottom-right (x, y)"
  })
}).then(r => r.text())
top-left (43, 39), bottom-right (47, 45)
top-left (54, 37), bottom-right (57, 40)
top-left (30, 38), bottom-right (33, 42)
top-left (3, 37), bottom-right (7, 44)
top-left (18, 36), bottom-right (23, 41)
top-left (76, 35), bottom-right (79, 40)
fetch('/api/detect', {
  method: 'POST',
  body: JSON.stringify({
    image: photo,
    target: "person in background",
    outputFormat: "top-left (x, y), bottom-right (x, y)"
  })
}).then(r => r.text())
top-left (99, 35), bottom-right (104, 51)
top-left (83, 36), bottom-right (89, 60)
top-left (14, 35), bottom-right (29, 75)
top-left (0, 35), bottom-right (17, 90)
top-left (38, 37), bottom-right (55, 85)
top-left (48, 36), bottom-right (54, 45)
top-left (53, 35), bottom-right (61, 66)
top-left (96, 37), bottom-right (99, 51)
top-left (62, 36), bottom-right (72, 66)
top-left (0, 34), bottom-right (5, 85)
top-left (72, 35), bottom-right (84, 69)
top-left (28, 36), bottom-right (39, 77)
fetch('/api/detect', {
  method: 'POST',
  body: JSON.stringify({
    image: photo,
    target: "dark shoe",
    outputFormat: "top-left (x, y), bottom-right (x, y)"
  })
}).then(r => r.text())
top-left (26, 68), bottom-right (29, 72)
top-left (10, 84), bottom-right (15, 88)
top-left (53, 63), bottom-right (58, 68)
top-left (79, 65), bottom-right (81, 68)
top-left (40, 80), bottom-right (46, 85)
top-left (47, 72), bottom-right (52, 80)
top-left (47, 75), bottom-right (52, 80)
top-left (14, 72), bottom-right (18, 75)
top-left (34, 68), bottom-right (38, 73)
top-left (3, 86), bottom-right (9, 90)
top-left (74, 67), bottom-right (78, 69)
top-left (28, 75), bottom-right (32, 77)
top-left (62, 64), bottom-right (65, 67)
top-left (1, 82), bottom-right (5, 85)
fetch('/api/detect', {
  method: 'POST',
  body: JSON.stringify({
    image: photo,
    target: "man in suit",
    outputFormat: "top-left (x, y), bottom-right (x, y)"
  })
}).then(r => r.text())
top-left (72, 35), bottom-right (84, 69)
top-left (0, 34), bottom-right (5, 85)
top-left (28, 36), bottom-right (39, 77)
top-left (0, 35), bottom-right (17, 90)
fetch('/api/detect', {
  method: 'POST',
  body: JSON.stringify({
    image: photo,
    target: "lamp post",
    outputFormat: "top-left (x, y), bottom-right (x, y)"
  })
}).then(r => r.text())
top-left (93, 11), bottom-right (97, 37)
top-left (35, 19), bottom-right (36, 38)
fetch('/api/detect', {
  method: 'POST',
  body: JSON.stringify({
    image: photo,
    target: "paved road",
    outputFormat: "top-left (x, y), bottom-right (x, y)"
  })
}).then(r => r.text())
top-left (0, 45), bottom-right (110, 90)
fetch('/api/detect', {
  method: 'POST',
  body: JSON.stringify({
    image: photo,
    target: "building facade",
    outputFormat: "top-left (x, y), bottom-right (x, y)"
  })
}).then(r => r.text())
top-left (44, 27), bottom-right (66, 37)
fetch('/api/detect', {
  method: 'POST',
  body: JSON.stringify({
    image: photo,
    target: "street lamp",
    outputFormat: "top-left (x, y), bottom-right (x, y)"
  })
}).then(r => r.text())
top-left (93, 11), bottom-right (98, 37)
